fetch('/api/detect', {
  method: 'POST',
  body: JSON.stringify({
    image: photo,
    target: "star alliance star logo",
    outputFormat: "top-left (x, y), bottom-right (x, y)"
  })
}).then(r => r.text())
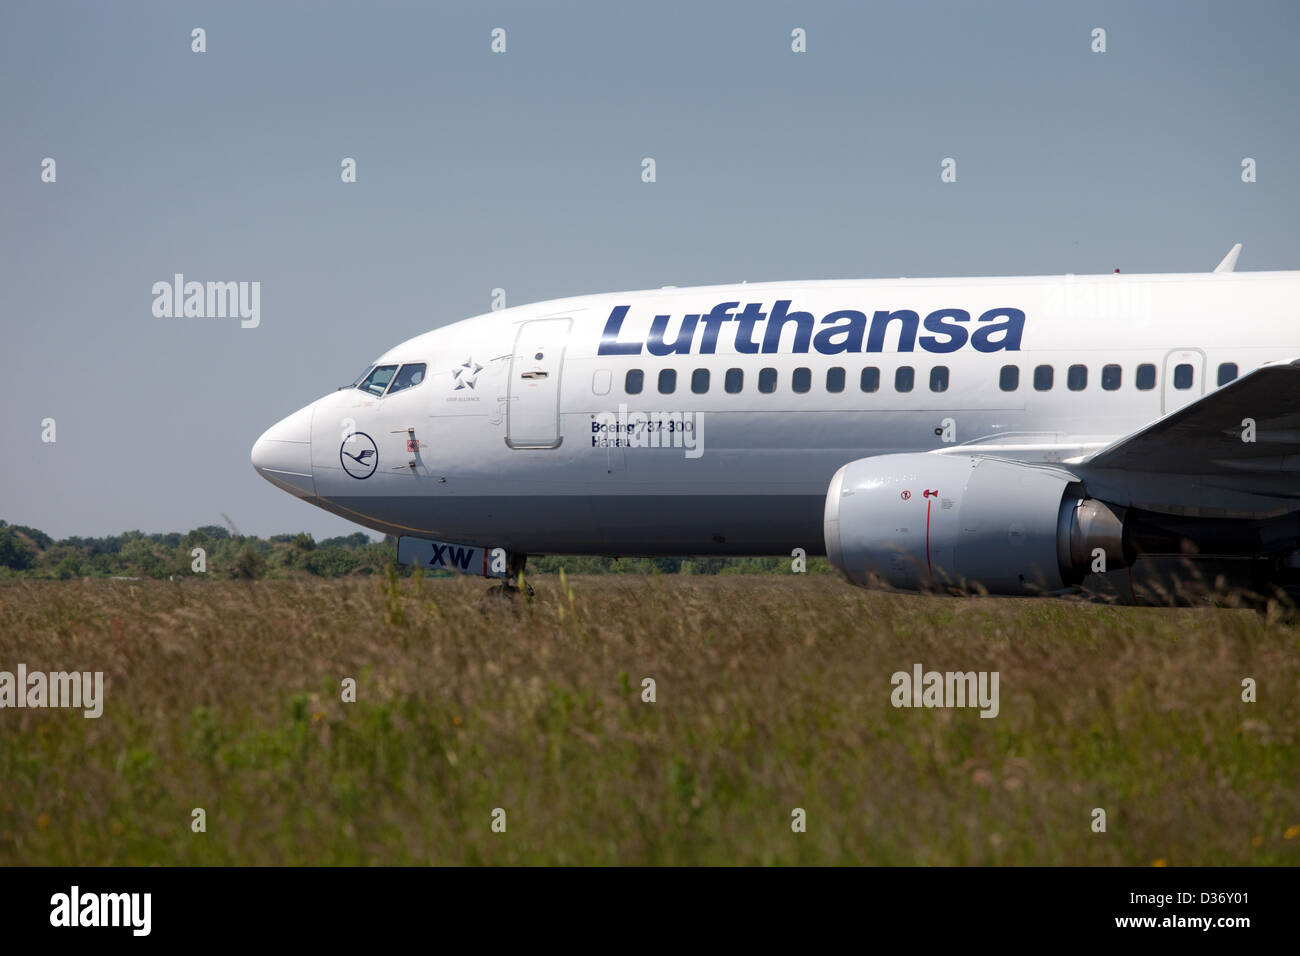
top-left (453, 357), bottom-right (483, 390)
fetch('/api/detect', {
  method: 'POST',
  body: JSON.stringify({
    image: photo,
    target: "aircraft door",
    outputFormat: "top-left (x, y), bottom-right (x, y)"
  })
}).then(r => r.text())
top-left (1161, 347), bottom-right (1205, 415)
top-left (507, 318), bottom-right (570, 448)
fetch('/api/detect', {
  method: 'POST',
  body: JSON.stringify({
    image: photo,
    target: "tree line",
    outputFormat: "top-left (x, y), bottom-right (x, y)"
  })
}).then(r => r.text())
top-left (0, 520), bottom-right (830, 579)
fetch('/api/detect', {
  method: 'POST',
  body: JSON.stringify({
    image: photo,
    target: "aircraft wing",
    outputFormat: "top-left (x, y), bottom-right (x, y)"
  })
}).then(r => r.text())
top-left (1072, 359), bottom-right (1300, 510)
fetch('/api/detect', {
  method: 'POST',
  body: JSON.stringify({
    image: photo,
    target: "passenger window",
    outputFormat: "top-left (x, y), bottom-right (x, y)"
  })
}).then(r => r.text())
top-left (1136, 363), bottom-right (1156, 390)
top-left (1067, 364), bottom-right (1087, 391)
top-left (1033, 365), bottom-right (1053, 391)
top-left (357, 364), bottom-right (398, 397)
top-left (860, 367), bottom-right (880, 393)
top-left (930, 366), bottom-right (949, 392)
top-left (792, 367), bottom-right (811, 393)
top-left (625, 369), bottom-right (644, 395)
top-left (1174, 363), bottom-right (1194, 389)
top-left (387, 363), bottom-right (427, 395)
top-left (1101, 364), bottom-right (1121, 391)
top-left (999, 365), bottom-right (1019, 391)
top-left (826, 367), bottom-right (845, 393)
top-left (691, 368), bottom-right (710, 394)
top-left (725, 368), bottom-right (743, 394)
top-left (658, 368), bottom-right (676, 394)
top-left (1217, 362), bottom-right (1238, 386)
top-left (895, 366), bottom-right (914, 393)
top-left (758, 367), bottom-right (777, 393)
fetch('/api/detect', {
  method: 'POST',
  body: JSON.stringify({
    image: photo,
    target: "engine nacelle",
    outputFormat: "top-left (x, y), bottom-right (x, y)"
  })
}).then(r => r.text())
top-left (824, 453), bottom-right (1127, 596)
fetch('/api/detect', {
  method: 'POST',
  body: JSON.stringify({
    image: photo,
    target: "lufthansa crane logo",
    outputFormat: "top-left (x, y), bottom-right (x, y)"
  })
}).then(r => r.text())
top-left (340, 432), bottom-right (378, 479)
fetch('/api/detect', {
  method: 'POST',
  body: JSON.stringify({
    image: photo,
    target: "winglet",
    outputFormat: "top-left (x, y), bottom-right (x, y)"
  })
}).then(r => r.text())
top-left (1213, 242), bottom-right (1242, 273)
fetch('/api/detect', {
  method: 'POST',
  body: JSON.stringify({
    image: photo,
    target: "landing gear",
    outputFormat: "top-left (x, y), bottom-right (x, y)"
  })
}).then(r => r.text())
top-left (486, 552), bottom-right (533, 598)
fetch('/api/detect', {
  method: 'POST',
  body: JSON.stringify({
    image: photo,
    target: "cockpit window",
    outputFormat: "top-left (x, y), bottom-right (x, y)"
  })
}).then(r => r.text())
top-left (351, 365), bottom-right (375, 387)
top-left (386, 363), bottom-right (427, 395)
top-left (357, 364), bottom-right (398, 396)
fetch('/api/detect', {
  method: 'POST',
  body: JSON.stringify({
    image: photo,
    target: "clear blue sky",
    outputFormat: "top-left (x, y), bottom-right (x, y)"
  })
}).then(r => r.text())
top-left (2, 0), bottom-right (1297, 540)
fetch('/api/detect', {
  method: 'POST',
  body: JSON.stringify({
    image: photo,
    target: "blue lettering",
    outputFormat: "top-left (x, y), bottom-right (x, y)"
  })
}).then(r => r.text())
top-left (762, 300), bottom-right (814, 354)
top-left (734, 302), bottom-right (766, 354)
top-left (597, 305), bottom-right (642, 355)
top-left (918, 308), bottom-right (969, 353)
top-left (813, 310), bottom-right (866, 354)
top-left (647, 313), bottom-right (699, 356)
top-left (971, 307), bottom-right (1024, 352)
top-left (698, 302), bottom-right (737, 354)
top-left (867, 310), bottom-right (919, 352)
top-left (596, 302), bottom-right (1024, 355)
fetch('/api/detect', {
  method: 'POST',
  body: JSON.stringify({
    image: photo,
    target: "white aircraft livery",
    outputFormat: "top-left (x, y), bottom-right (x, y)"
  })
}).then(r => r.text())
top-left (252, 247), bottom-right (1300, 604)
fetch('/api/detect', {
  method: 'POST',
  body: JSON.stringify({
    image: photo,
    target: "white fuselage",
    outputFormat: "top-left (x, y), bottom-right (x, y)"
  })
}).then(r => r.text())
top-left (251, 270), bottom-right (1300, 556)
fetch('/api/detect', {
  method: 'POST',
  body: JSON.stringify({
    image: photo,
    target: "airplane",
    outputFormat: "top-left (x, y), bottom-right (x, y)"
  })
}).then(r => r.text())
top-left (251, 244), bottom-right (1300, 606)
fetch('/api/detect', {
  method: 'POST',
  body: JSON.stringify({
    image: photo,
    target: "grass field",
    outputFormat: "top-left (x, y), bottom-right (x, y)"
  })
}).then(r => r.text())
top-left (2, 573), bottom-right (1298, 865)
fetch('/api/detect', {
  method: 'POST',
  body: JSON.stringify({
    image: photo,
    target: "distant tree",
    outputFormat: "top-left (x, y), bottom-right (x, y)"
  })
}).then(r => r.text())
top-left (53, 555), bottom-right (81, 580)
top-left (319, 532), bottom-right (372, 550)
top-left (0, 527), bottom-right (36, 570)
top-left (119, 538), bottom-right (166, 578)
top-left (81, 534), bottom-right (124, 555)
top-left (89, 553), bottom-right (122, 576)
top-left (303, 547), bottom-right (358, 576)
top-left (228, 547), bottom-right (266, 580)
top-left (8, 524), bottom-right (52, 550)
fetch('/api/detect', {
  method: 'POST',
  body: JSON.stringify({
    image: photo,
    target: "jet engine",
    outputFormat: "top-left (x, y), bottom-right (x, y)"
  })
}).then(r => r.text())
top-left (823, 453), bottom-right (1128, 596)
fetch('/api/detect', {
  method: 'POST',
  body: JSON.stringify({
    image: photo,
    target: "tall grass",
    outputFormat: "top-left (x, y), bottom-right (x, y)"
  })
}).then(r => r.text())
top-left (1, 576), bottom-right (1297, 864)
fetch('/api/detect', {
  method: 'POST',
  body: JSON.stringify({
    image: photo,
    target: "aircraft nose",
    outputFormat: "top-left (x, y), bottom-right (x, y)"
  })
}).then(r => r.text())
top-left (251, 402), bottom-right (316, 497)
